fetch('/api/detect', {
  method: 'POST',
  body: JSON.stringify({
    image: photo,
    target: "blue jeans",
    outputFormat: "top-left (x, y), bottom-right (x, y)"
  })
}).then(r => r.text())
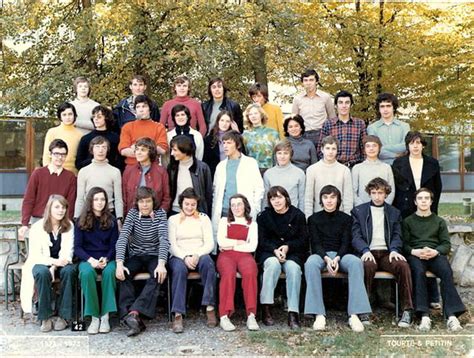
top-left (304, 252), bottom-right (371, 315)
top-left (260, 257), bottom-right (302, 313)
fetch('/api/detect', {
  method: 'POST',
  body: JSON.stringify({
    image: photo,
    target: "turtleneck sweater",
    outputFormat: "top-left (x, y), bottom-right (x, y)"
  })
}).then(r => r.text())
top-left (70, 98), bottom-right (100, 134)
top-left (287, 136), bottom-right (318, 172)
top-left (160, 96), bottom-right (207, 136)
top-left (352, 158), bottom-right (395, 206)
top-left (263, 162), bottom-right (306, 211)
top-left (304, 160), bottom-right (353, 217)
top-left (42, 122), bottom-right (83, 175)
top-left (75, 159), bottom-right (123, 219)
top-left (172, 157), bottom-right (194, 212)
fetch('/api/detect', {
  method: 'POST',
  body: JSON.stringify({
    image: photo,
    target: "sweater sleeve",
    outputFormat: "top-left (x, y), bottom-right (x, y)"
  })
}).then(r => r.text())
top-left (113, 168), bottom-right (124, 219)
top-left (325, 96), bottom-right (337, 120)
top-left (435, 218), bottom-right (451, 255)
top-left (106, 221), bottom-right (119, 261)
top-left (275, 106), bottom-right (284, 139)
top-left (309, 142), bottom-right (318, 166)
top-left (337, 215), bottom-right (351, 258)
top-left (159, 101), bottom-right (172, 130)
top-left (154, 124), bottom-right (169, 152)
top-left (116, 210), bottom-right (135, 261)
top-left (386, 165), bottom-right (395, 205)
top-left (21, 170), bottom-right (39, 225)
top-left (168, 216), bottom-right (187, 260)
top-left (74, 169), bottom-right (86, 219)
top-left (401, 219), bottom-right (413, 255)
top-left (42, 129), bottom-right (53, 167)
top-left (73, 225), bottom-right (90, 261)
top-left (66, 173), bottom-right (77, 220)
top-left (304, 167), bottom-right (316, 218)
top-left (195, 215), bottom-right (214, 257)
top-left (194, 103), bottom-right (207, 137)
top-left (159, 169), bottom-right (171, 212)
top-left (351, 208), bottom-right (370, 255)
top-left (262, 172), bottom-right (271, 209)
top-left (75, 137), bottom-right (90, 170)
top-left (217, 218), bottom-right (235, 249)
top-left (195, 132), bottom-right (204, 160)
top-left (308, 215), bottom-right (326, 258)
top-left (234, 221), bottom-right (258, 253)
top-left (285, 211), bottom-right (308, 255)
top-left (297, 172), bottom-right (306, 212)
top-left (352, 165), bottom-right (362, 207)
top-left (118, 124), bottom-right (133, 153)
top-left (58, 225), bottom-right (74, 263)
top-left (157, 209), bottom-right (170, 263)
top-left (342, 168), bottom-right (353, 214)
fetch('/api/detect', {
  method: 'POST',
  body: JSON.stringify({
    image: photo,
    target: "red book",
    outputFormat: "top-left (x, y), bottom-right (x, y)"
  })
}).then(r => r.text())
top-left (226, 223), bottom-right (249, 241)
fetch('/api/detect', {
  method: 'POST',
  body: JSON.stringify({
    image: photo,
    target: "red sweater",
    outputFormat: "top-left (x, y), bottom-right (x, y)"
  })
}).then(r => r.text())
top-left (118, 119), bottom-right (168, 166)
top-left (122, 162), bottom-right (171, 216)
top-left (160, 96), bottom-right (207, 136)
top-left (21, 166), bottom-right (77, 225)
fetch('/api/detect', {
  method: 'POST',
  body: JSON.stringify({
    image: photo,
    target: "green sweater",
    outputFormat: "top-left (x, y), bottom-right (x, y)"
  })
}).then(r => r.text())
top-left (402, 213), bottom-right (450, 255)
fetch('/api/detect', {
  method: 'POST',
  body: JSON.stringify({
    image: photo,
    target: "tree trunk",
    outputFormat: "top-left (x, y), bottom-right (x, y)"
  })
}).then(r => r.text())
top-left (376, 0), bottom-right (384, 94)
top-left (252, 44), bottom-right (268, 86)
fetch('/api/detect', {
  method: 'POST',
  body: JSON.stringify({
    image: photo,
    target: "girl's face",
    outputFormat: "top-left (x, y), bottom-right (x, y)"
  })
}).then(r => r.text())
top-left (60, 108), bottom-right (75, 126)
top-left (409, 138), bottom-right (424, 157)
top-left (50, 200), bottom-right (66, 222)
top-left (269, 192), bottom-right (287, 213)
top-left (230, 198), bottom-right (245, 218)
top-left (92, 192), bottom-right (107, 214)
top-left (135, 146), bottom-right (150, 164)
top-left (218, 114), bottom-right (232, 132)
top-left (287, 120), bottom-right (302, 137)
top-left (276, 149), bottom-right (291, 166)
top-left (171, 145), bottom-right (187, 161)
top-left (247, 108), bottom-right (262, 127)
top-left (92, 111), bottom-right (106, 129)
top-left (182, 198), bottom-right (198, 216)
top-left (174, 111), bottom-right (188, 127)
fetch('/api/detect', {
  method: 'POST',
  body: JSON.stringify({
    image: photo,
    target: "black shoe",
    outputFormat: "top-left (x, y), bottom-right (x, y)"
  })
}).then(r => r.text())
top-left (359, 313), bottom-right (372, 326)
top-left (262, 305), bottom-right (274, 326)
top-left (398, 310), bottom-right (413, 328)
top-left (124, 313), bottom-right (141, 337)
top-left (288, 312), bottom-right (300, 330)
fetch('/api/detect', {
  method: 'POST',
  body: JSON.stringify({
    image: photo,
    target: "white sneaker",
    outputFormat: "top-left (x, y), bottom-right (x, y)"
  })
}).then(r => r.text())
top-left (418, 316), bottom-right (431, 332)
top-left (246, 313), bottom-right (260, 331)
top-left (447, 316), bottom-right (462, 332)
top-left (313, 315), bottom-right (326, 331)
top-left (220, 315), bottom-right (236, 332)
top-left (349, 315), bottom-right (364, 332)
top-left (87, 317), bottom-right (100, 334)
top-left (99, 313), bottom-right (110, 333)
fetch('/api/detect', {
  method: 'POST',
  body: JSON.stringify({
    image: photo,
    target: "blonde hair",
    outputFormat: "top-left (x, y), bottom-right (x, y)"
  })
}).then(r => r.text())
top-left (42, 195), bottom-right (72, 233)
top-left (243, 103), bottom-right (268, 129)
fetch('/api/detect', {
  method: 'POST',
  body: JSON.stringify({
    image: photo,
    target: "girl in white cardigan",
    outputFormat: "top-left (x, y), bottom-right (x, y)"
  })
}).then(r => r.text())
top-left (20, 194), bottom-right (76, 332)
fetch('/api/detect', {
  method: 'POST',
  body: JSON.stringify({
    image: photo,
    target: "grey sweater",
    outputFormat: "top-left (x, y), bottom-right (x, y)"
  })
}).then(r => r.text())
top-left (351, 159), bottom-right (395, 206)
top-left (287, 136), bottom-right (317, 172)
top-left (263, 163), bottom-right (306, 211)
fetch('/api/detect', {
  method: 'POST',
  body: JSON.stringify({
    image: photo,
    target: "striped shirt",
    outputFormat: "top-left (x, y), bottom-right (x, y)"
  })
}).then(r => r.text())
top-left (116, 208), bottom-right (169, 262)
top-left (317, 117), bottom-right (367, 167)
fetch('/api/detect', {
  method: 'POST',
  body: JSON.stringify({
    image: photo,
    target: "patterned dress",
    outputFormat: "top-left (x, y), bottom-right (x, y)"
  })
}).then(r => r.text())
top-left (242, 126), bottom-right (279, 169)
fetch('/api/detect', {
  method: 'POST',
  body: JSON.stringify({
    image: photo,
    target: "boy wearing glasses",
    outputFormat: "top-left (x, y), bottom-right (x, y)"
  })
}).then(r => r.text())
top-left (19, 139), bottom-right (77, 239)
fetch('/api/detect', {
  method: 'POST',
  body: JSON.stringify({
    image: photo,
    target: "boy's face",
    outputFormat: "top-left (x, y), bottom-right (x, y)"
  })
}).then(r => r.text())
top-left (251, 92), bottom-right (266, 106)
top-left (92, 142), bottom-right (108, 161)
top-left (322, 143), bottom-right (338, 162)
top-left (60, 108), bottom-right (75, 125)
top-left (370, 188), bottom-right (387, 206)
top-left (76, 81), bottom-right (90, 98)
top-left (50, 147), bottom-right (67, 168)
top-left (130, 79), bottom-right (146, 96)
top-left (364, 141), bottom-right (380, 159)
top-left (322, 193), bottom-right (338, 212)
top-left (223, 139), bottom-right (239, 158)
top-left (302, 75), bottom-right (317, 93)
top-left (175, 81), bottom-right (189, 97)
top-left (138, 197), bottom-right (154, 216)
top-left (336, 97), bottom-right (352, 117)
top-left (135, 102), bottom-right (151, 119)
top-left (210, 81), bottom-right (224, 100)
top-left (408, 138), bottom-right (424, 156)
top-left (379, 101), bottom-right (394, 120)
top-left (415, 191), bottom-right (432, 211)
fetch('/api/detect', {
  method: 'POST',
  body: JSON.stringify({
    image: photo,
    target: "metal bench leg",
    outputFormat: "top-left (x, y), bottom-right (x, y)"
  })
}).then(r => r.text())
top-left (11, 270), bottom-right (16, 301)
top-left (167, 278), bottom-right (171, 322)
top-left (4, 269), bottom-right (9, 309)
top-left (395, 281), bottom-right (399, 320)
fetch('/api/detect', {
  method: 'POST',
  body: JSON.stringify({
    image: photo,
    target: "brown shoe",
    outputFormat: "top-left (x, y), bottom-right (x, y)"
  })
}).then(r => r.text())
top-left (288, 312), bottom-right (300, 330)
top-left (206, 309), bottom-right (217, 328)
top-left (172, 314), bottom-right (184, 333)
top-left (262, 304), bottom-right (274, 326)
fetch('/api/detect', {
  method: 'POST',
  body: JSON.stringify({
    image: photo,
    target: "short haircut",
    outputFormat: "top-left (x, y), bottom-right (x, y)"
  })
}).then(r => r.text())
top-left (243, 103), bottom-right (268, 128)
top-left (91, 105), bottom-right (115, 129)
top-left (414, 187), bottom-right (434, 201)
top-left (375, 92), bottom-right (399, 117)
top-left (135, 137), bottom-right (158, 163)
top-left (207, 77), bottom-right (228, 98)
top-left (173, 75), bottom-right (191, 95)
top-left (171, 104), bottom-right (191, 126)
top-left (267, 186), bottom-right (291, 208)
top-left (72, 76), bottom-right (91, 95)
top-left (334, 90), bottom-right (354, 105)
top-left (49, 139), bottom-right (68, 154)
top-left (170, 135), bottom-right (195, 157)
top-left (405, 131), bottom-right (427, 151)
top-left (134, 186), bottom-right (158, 210)
top-left (222, 130), bottom-right (244, 152)
top-left (129, 74), bottom-right (147, 86)
top-left (227, 194), bottom-right (252, 223)
top-left (365, 177), bottom-right (392, 195)
top-left (134, 94), bottom-right (153, 110)
top-left (273, 139), bottom-right (293, 158)
top-left (300, 68), bottom-right (320, 83)
top-left (89, 135), bottom-right (110, 155)
top-left (178, 187), bottom-right (201, 209)
top-left (283, 115), bottom-right (306, 137)
top-left (363, 135), bottom-right (383, 156)
top-left (319, 185), bottom-right (342, 211)
top-left (248, 82), bottom-right (269, 102)
top-left (321, 135), bottom-right (339, 149)
top-left (57, 102), bottom-right (77, 123)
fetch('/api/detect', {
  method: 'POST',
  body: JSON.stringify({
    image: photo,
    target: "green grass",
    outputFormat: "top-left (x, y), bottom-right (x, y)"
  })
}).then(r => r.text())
top-left (439, 203), bottom-right (473, 223)
top-left (0, 210), bottom-right (21, 223)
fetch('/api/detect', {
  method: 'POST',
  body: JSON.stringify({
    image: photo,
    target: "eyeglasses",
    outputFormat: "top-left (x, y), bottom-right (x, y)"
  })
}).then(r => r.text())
top-left (51, 152), bottom-right (67, 158)
top-left (231, 202), bottom-right (244, 208)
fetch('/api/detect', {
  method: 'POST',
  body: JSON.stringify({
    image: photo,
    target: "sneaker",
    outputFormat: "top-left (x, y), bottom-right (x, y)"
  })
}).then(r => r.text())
top-left (398, 310), bottom-right (413, 328)
top-left (99, 313), bottom-right (110, 333)
top-left (447, 316), bottom-right (463, 332)
top-left (418, 316), bottom-right (431, 332)
top-left (359, 313), bottom-right (372, 326)
top-left (349, 315), bottom-right (364, 332)
top-left (87, 317), bottom-right (100, 334)
top-left (40, 318), bottom-right (53, 332)
top-left (219, 315), bottom-right (236, 332)
top-left (430, 302), bottom-right (442, 310)
top-left (246, 313), bottom-right (260, 331)
top-left (313, 315), bottom-right (326, 331)
top-left (53, 317), bottom-right (68, 331)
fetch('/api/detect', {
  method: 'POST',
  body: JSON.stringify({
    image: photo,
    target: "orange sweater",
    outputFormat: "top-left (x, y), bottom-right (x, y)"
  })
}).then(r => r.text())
top-left (118, 119), bottom-right (168, 166)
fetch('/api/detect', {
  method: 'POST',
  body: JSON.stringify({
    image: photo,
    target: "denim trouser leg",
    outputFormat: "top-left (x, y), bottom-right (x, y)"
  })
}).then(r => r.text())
top-left (304, 254), bottom-right (326, 315)
top-left (196, 254), bottom-right (217, 307)
top-left (260, 257), bottom-right (282, 304)
top-left (338, 253), bottom-right (372, 315)
top-left (282, 260), bottom-right (302, 313)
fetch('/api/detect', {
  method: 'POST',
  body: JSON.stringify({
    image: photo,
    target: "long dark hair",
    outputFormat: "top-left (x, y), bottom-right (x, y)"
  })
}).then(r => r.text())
top-left (227, 194), bottom-right (252, 223)
top-left (78, 187), bottom-right (114, 231)
top-left (209, 110), bottom-right (235, 148)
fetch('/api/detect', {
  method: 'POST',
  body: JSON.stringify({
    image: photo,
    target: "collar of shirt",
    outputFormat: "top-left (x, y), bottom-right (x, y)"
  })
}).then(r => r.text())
top-left (303, 89), bottom-right (324, 98)
top-left (334, 117), bottom-right (354, 124)
top-left (375, 118), bottom-right (402, 128)
top-left (47, 164), bottom-right (63, 176)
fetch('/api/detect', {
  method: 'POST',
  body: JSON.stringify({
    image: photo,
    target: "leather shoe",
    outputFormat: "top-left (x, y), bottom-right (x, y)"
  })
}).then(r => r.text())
top-left (288, 311), bottom-right (300, 329)
top-left (172, 315), bottom-right (184, 333)
top-left (262, 305), bottom-right (274, 326)
top-left (124, 313), bottom-right (141, 337)
top-left (206, 309), bottom-right (217, 328)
